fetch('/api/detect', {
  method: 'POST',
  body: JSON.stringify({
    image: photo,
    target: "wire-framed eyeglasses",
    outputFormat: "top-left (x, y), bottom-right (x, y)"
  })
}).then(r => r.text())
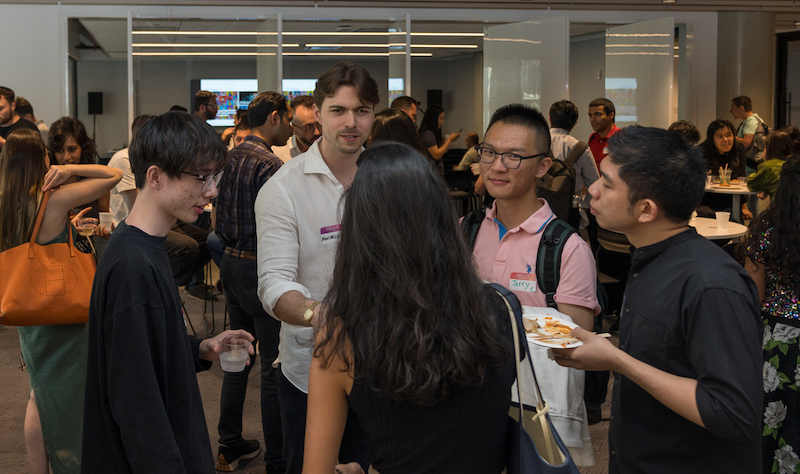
top-left (181, 170), bottom-right (224, 193)
top-left (475, 145), bottom-right (548, 169)
top-left (292, 122), bottom-right (321, 133)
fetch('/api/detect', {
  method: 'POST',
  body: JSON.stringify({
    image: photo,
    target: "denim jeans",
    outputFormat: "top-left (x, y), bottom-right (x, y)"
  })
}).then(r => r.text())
top-left (217, 254), bottom-right (284, 471)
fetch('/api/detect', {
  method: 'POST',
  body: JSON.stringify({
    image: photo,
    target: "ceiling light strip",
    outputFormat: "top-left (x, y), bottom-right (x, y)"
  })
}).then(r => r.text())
top-left (606, 44), bottom-right (671, 48)
top-left (132, 43), bottom-right (297, 47)
top-left (132, 30), bottom-right (484, 37)
top-left (132, 51), bottom-right (432, 57)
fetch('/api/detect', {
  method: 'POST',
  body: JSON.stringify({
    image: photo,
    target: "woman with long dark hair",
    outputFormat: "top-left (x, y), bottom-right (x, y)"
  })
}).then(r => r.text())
top-left (699, 119), bottom-right (752, 219)
top-left (303, 142), bottom-right (516, 474)
top-left (46, 117), bottom-right (110, 223)
top-left (418, 104), bottom-right (461, 176)
top-left (743, 158), bottom-right (800, 474)
top-left (0, 128), bottom-right (121, 474)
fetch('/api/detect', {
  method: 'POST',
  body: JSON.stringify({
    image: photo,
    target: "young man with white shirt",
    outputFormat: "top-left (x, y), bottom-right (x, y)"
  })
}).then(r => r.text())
top-left (255, 62), bottom-right (378, 474)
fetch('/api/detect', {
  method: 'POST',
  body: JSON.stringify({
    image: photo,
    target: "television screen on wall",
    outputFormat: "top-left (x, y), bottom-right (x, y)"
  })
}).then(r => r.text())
top-left (282, 79), bottom-right (317, 102)
top-left (200, 79), bottom-right (258, 127)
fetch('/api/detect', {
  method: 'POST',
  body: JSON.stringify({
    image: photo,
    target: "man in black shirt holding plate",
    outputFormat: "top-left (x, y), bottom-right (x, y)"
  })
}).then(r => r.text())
top-left (553, 126), bottom-right (762, 473)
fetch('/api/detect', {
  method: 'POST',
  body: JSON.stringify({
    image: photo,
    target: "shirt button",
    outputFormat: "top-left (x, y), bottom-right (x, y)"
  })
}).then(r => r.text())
top-left (611, 450), bottom-right (616, 457)
top-left (625, 308), bottom-right (630, 314)
top-left (632, 272), bottom-right (639, 278)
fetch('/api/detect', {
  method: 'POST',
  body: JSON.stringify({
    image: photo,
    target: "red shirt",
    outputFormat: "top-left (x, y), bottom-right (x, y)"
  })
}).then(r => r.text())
top-left (588, 124), bottom-right (620, 170)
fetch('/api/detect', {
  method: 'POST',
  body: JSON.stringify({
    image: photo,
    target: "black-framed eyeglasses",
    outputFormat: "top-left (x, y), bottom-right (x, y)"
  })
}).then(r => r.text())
top-left (181, 170), bottom-right (224, 193)
top-left (292, 122), bottom-right (321, 133)
top-left (476, 145), bottom-right (548, 170)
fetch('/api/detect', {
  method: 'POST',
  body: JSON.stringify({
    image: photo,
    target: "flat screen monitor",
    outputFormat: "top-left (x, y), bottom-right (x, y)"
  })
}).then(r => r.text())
top-left (200, 79), bottom-right (257, 127)
top-left (282, 79), bottom-right (317, 102)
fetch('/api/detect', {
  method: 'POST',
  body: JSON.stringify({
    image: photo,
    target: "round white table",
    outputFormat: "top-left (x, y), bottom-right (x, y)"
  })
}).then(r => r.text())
top-left (690, 217), bottom-right (747, 240)
top-left (704, 182), bottom-right (755, 222)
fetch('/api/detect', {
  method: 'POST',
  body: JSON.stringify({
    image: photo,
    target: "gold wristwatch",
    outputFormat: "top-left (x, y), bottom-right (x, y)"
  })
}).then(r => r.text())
top-left (303, 301), bottom-right (321, 323)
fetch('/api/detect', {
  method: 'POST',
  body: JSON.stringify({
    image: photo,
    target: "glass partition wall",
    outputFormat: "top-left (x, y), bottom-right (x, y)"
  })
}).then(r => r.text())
top-left (71, 13), bottom-right (690, 156)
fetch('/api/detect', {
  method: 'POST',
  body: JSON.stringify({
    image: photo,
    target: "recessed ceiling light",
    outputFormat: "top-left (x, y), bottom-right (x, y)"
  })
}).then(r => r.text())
top-left (795, 21), bottom-right (800, 26)
top-left (662, 0), bottom-right (676, 3)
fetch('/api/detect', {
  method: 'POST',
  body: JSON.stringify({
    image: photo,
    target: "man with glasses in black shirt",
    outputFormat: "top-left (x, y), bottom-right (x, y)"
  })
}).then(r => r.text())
top-left (553, 126), bottom-right (762, 474)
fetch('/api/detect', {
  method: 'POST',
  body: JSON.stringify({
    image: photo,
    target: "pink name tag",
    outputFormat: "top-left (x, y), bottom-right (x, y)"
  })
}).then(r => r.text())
top-left (320, 224), bottom-right (341, 245)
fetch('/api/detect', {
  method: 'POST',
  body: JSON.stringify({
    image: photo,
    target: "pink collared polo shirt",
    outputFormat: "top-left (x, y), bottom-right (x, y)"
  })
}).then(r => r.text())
top-left (472, 199), bottom-right (600, 314)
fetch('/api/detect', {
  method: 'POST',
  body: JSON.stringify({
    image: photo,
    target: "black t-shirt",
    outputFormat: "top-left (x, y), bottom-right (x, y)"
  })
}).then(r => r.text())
top-left (82, 221), bottom-right (214, 474)
top-left (0, 117), bottom-right (39, 144)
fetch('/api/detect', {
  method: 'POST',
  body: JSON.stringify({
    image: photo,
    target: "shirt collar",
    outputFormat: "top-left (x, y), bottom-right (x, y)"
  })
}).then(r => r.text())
top-left (550, 128), bottom-right (569, 135)
top-left (590, 124), bottom-right (621, 141)
top-left (631, 227), bottom-right (698, 265)
top-left (485, 198), bottom-right (555, 236)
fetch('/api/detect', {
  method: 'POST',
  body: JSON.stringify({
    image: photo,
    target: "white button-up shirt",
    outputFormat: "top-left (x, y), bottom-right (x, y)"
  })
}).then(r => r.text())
top-left (255, 140), bottom-right (344, 393)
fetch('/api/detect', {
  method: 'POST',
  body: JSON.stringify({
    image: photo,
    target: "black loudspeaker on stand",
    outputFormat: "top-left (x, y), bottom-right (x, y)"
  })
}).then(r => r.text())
top-left (88, 92), bottom-right (103, 141)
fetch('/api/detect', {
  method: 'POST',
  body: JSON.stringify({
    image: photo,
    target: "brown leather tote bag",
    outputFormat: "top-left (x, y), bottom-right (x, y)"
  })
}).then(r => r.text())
top-left (0, 191), bottom-right (95, 325)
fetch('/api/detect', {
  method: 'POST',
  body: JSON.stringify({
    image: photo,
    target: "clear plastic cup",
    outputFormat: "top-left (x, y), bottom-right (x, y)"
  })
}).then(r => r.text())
top-left (219, 337), bottom-right (250, 372)
top-left (99, 212), bottom-right (113, 232)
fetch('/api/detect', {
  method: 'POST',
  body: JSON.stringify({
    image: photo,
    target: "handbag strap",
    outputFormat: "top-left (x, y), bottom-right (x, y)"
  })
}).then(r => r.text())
top-left (27, 191), bottom-right (77, 259)
top-left (490, 284), bottom-right (548, 412)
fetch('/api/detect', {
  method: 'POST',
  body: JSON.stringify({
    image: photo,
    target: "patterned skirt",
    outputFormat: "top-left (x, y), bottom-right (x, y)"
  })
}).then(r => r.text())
top-left (762, 314), bottom-right (800, 474)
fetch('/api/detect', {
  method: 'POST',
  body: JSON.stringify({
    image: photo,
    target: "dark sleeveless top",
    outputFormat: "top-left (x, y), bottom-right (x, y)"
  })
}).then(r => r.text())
top-left (347, 293), bottom-right (516, 474)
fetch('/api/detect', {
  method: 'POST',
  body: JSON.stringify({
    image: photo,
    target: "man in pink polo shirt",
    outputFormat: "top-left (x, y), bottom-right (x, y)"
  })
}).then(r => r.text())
top-left (472, 103), bottom-right (599, 330)
top-left (472, 104), bottom-right (601, 453)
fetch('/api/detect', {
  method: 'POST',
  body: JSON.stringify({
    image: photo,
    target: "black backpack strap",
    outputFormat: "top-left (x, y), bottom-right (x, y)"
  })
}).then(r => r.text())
top-left (535, 218), bottom-right (576, 308)
top-left (460, 207), bottom-right (487, 249)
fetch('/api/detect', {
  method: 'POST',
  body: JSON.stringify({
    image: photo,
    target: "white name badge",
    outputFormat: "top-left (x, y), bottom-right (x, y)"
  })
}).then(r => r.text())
top-left (320, 224), bottom-right (341, 245)
top-left (509, 272), bottom-right (537, 293)
top-left (602, 146), bottom-right (609, 156)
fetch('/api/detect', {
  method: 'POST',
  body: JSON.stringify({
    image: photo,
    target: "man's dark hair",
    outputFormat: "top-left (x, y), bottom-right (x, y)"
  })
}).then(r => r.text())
top-left (607, 126), bottom-right (705, 223)
top-left (0, 86), bottom-right (15, 104)
top-left (486, 103), bottom-right (551, 155)
top-left (390, 96), bottom-right (418, 111)
top-left (194, 90), bottom-right (217, 112)
top-left (549, 100), bottom-right (579, 131)
top-left (313, 62), bottom-right (379, 109)
top-left (131, 114), bottom-right (155, 139)
top-left (234, 115), bottom-right (251, 132)
top-left (14, 97), bottom-right (33, 117)
top-left (129, 111), bottom-right (228, 189)
top-left (247, 92), bottom-right (288, 129)
top-left (731, 96), bottom-right (753, 112)
top-left (668, 120), bottom-right (701, 146)
top-left (235, 108), bottom-right (248, 119)
top-left (589, 98), bottom-right (616, 122)
top-left (290, 95), bottom-right (315, 111)
top-left (169, 105), bottom-right (188, 112)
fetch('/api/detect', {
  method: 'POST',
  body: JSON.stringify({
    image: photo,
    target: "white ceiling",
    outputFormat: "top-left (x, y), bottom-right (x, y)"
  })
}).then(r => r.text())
top-left (69, 0), bottom-right (800, 60)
